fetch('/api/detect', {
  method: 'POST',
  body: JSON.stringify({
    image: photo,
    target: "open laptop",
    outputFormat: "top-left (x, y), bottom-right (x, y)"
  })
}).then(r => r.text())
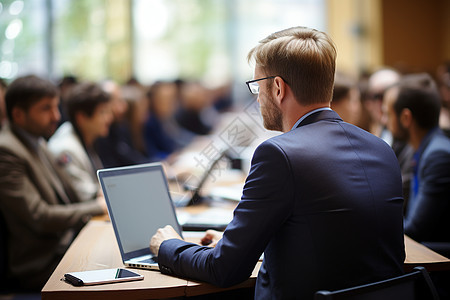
top-left (97, 163), bottom-right (183, 270)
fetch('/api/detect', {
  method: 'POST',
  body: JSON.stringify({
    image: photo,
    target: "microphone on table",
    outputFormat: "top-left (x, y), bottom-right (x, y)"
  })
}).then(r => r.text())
top-left (183, 148), bottom-right (236, 206)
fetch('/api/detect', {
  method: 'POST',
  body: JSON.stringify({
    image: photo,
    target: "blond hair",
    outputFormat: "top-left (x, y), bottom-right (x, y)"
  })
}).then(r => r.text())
top-left (248, 26), bottom-right (337, 105)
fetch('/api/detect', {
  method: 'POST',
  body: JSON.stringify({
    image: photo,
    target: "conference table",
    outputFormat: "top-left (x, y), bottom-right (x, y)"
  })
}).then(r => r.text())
top-left (41, 218), bottom-right (259, 300)
top-left (41, 213), bottom-right (450, 299)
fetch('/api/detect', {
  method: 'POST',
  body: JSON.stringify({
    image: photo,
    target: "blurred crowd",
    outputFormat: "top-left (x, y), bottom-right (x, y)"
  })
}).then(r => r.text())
top-left (0, 59), bottom-right (449, 292)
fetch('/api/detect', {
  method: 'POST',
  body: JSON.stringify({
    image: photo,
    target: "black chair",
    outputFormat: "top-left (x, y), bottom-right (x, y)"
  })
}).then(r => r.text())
top-left (315, 266), bottom-right (440, 300)
top-left (0, 213), bottom-right (40, 299)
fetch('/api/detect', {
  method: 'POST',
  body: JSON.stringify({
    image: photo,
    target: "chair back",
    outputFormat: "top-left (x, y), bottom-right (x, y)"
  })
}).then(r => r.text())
top-left (314, 266), bottom-right (440, 300)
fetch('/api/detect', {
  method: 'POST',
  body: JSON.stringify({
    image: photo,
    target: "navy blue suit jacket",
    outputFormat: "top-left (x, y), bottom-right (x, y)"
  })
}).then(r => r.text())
top-left (404, 128), bottom-right (450, 243)
top-left (158, 110), bottom-right (405, 299)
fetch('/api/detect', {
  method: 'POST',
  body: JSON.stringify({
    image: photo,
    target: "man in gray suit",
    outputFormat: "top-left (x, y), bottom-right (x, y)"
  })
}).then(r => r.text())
top-left (0, 75), bottom-right (106, 291)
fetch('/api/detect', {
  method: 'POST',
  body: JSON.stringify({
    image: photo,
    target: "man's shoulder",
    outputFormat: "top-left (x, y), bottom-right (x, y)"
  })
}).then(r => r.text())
top-left (432, 130), bottom-right (450, 147)
top-left (0, 128), bottom-right (34, 170)
top-left (0, 125), bottom-right (24, 152)
top-left (0, 123), bottom-right (14, 140)
top-left (423, 130), bottom-right (450, 160)
top-left (265, 119), bottom-right (381, 145)
top-left (257, 131), bottom-right (295, 151)
top-left (254, 128), bottom-right (318, 160)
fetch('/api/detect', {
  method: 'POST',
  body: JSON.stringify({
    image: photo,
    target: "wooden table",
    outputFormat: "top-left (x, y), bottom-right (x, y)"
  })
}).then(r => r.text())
top-left (41, 220), bottom-right (259, 299)
top-left (404, 235), bottom-right (450, 272)
top-left (42, 220), bottom-right (450, 299)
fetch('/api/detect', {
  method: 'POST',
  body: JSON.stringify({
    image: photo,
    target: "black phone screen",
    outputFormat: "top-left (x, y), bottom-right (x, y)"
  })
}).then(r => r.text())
top-left (64, 268), bottom-right (144, 286)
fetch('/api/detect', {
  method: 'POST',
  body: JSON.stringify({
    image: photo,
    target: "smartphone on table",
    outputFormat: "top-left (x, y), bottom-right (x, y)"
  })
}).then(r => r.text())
top-left (64, 268), bottom-right (144, 286)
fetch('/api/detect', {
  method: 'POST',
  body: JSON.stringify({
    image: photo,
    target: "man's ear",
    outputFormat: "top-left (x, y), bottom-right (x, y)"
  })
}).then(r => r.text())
top-left (75, 111), bottom-right (88, 127)
top-left (273, 76), bottom-right (286, 105)
top-left (400, 108), bottom-right (413, 129)
top-left (11, 107), bottom-right (25, 126)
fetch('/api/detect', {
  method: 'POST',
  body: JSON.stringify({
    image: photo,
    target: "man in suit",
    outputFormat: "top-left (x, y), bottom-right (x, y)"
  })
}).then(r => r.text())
top-left (384, 73), bottom-right (450, 251)
top-left (0, 75), bottom-right (106, 291)
top-left (150, 27), bottom-right (405, 299)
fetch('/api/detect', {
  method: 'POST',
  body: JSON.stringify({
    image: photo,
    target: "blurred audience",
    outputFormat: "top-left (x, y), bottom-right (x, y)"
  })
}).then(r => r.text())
top-left (144, 81), bottom-right (183, 161)
top-left (365, 67), bottom-right (401, 142)
top-left (331, 71), bottom-right (361, 126)
top-left (175, 81), bottom-right (217, 136)
top-left (124, 82), bottom-right (150, 158)
top-left (365, 68), bottom-right (414, 206)
top-left (0, 75), bottom-right (105, 291)
top-left (48, 82), bottom-right (113, 202)
top-left (384, 73), bottom-right (450, 252)
top-left (384, 73), bottom-right (450, 298)
top-left (95, 81), bottom-right (149, 168)
top-left (355, 71), bottom-right (371, 132)
top-left (57, 75), bottom-right (78, 126)
top-left (211, 82), bottom-right (233, 112)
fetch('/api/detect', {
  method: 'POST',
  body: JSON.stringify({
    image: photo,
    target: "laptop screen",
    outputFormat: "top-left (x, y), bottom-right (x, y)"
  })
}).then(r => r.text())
top-left (98, 163), bottom-right (182, 256)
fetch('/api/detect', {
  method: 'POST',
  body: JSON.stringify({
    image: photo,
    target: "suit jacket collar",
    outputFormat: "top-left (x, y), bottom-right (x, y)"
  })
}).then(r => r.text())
top-left (1, 123), bottom-right (39, 161)
top-left (296, 109), bottom-right (342, 129)
top-left (9, 123), bottom-right (41, 152)
top-left (1, 122), bottom-right (81, 204)
top-left (415, 127), bottom-right (440, 157)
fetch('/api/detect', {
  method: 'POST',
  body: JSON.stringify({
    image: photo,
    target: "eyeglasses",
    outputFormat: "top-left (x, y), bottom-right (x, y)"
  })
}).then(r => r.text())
top-left (245, 76), bottom-right (277, 95)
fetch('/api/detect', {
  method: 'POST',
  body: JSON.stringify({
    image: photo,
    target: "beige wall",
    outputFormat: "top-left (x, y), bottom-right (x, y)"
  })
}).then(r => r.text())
top-left (105, 0), bottom-right (133, 83)
top-left (382, 0), bottom-right (449, 74)
top-left (327, 0), bottom-right (450, 76)
top-left (327, 0), bottom-right (383, 76)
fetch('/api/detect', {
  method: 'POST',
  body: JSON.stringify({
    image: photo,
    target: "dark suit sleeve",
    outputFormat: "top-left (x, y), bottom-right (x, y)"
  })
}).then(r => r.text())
top-left (157, 140), bottom-right (295, 287)
top-left (404, 150), bottom-right (450, 241)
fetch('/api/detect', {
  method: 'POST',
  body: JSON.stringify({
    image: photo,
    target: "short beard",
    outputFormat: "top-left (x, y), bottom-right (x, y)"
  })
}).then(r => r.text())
top-left (394, 118), bottom-right (409, 141)
top-left (261, 93), bottom-right (283, 132)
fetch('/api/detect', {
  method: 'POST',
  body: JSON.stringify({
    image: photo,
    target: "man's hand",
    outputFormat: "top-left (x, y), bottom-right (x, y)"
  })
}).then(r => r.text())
top-left (150, 225), bottom-right (183, 255)
top-left (95, 195), bottom-right (108, 214)
top-left (201, 229), bottom-right (223, 247)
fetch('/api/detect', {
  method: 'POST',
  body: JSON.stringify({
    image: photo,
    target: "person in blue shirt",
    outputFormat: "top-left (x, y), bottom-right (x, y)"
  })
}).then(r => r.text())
top-left (384, 72), bottom-right (450, 299)
top-left (384, 73), bottom-right (450, 251)
top-left (143, 81), bottom-right (183, 161)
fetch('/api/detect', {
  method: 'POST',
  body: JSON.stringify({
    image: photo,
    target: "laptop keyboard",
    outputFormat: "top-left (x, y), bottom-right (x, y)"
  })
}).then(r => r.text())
top-left (139, 256), bottom-right (158, 264)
